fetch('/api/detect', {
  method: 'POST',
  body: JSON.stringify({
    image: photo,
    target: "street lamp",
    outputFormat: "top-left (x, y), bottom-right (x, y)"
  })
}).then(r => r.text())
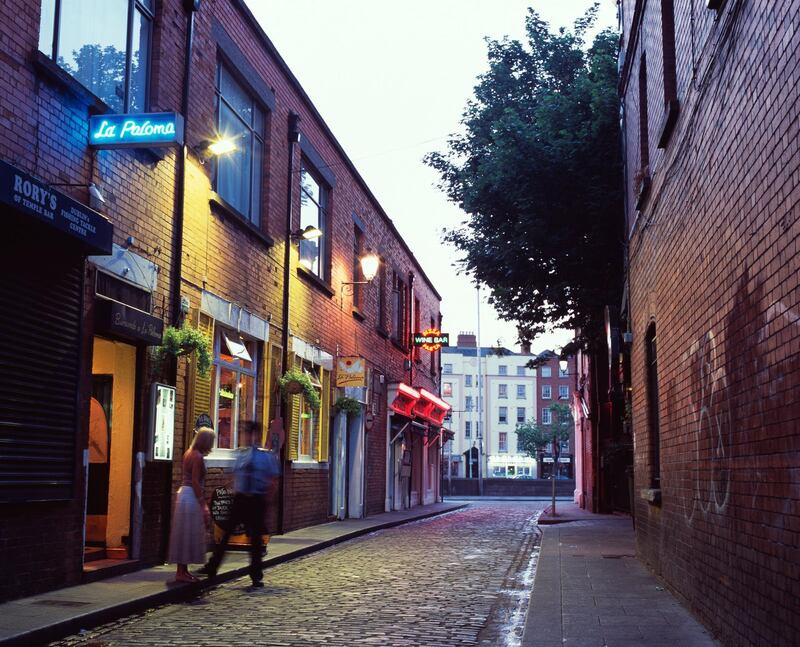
top-left (291, 224), bottom-right (323, 241)
top-left (340, 251), bottom-right (380, 305)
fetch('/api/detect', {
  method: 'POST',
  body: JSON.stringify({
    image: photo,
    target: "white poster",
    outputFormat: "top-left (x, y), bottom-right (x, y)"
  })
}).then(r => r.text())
top-left (151, 383), bottom-right (175, 461)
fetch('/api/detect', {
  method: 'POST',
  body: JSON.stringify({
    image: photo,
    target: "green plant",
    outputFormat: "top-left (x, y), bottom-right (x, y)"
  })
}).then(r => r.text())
top-left (279, 368), bottom-right (320, 411)
top-left (333, 396), bottom-right (362, 416)
top-left (158, 324), bottom-right (211, 376)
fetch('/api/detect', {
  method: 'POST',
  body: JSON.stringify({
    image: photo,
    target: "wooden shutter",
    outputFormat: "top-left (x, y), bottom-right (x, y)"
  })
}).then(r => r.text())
top-left (317, 368), bottom-right (330, 462)
top-left (191, 312), bottom-right (214, 429)
top-left (287, 394), bottom-right (300, 461)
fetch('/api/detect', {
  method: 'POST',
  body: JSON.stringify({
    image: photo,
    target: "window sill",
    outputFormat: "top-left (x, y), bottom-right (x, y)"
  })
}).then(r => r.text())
top-left (210, 193), bottom-right (274, 247)
top-left (657, 99), bottom-right (680, 149)
top-left (296, 266), bottom-right (335, 297)
top-left (376, 327), bottom-right (389, 339)
top-left (291, 460), bottom-right (329, 470)
top-left (205, 450), bottom-right (237, 469)
top-left (352, 307), bottom-right (366, 322)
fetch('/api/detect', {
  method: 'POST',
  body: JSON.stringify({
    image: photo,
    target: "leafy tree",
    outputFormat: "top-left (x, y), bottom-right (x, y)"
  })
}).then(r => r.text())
top-left (426, 5), bottom-right (623, 344)
top-left (516, 403), bottom-right (574, 478)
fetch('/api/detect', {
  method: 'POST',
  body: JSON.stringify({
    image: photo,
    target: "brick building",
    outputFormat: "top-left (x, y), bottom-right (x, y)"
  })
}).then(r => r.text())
top-left (0, 0), bottom-right (442, 603)
top-left (532, 351), bottom-right (577, 480)
top-left (620, 0), bottom-right (800, 644)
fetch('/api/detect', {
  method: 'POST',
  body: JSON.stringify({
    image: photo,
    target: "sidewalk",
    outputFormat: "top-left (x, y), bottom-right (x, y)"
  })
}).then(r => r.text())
top-left (522, 503), bottom-right (719, 647)
top-left (0, 502), bottom-right (465, 647)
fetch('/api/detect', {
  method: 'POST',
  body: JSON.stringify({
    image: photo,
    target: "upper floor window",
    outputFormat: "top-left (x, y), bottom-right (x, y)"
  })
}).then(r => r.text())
top-left (443, 382), bottom-right (453, 397)
top-left (541, 366), bottom-right (552, 378)
top-left (498, 384), bottom-right (508, 399)
top-left (559, 361), bottom-right (569, 378)
top-left (541, 408), bottom-right (552, 425)
top-left (542, 385), bottom-right (552, 400)
top-left (465, 395), bottom-right (473, 411)
top-left (465, 375), bottom-right (472, 387)
top-left (498, 432), bottom-right (507, 452)
top-left (39, 0), bottom-right (153, 113)
top-left (215, 63), bottom-right (265, 225)
top-left (516, 365), bottom-right (526, 376)
top-left (464, 421), bottom-right (471, 438)
top-left (299, 165), bottom-right (328, 276)
top-left (498, 407), bottom-right (508, 424)
top-left (352, 225), bottom-right (364, 309)
top-left (390, 272), bottom-right (408, 347)
top-left (498, 365), bottom-right (508, 375)
top-left (516, 384), bottom-right (526, 399)
top-left (516, 407), bottom-right (526, 424)
top-left (443, 363), bottom-right (453, 374)
top-left (559, 385), bottom-right (570, 400)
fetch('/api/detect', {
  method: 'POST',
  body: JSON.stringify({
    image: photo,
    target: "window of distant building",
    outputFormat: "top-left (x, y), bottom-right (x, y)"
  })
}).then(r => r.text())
top-left (541, 385), bottom-right (552, 400)
top-left (541, 408), bottom-right (552, 425)
top-left (498, 384), bottom-right (507, 399)
top-left (541, 366), bottom-right (552, 378)
top-left (559, 385), bottom-right (569, 400)
top-left (516, 384), bottom-right (526, 399)
top-left (465, 396), bottom-right (473, 411)
top-left (559, 361), bottom-right (569, 378)
top-left (498, 407), bottom-right (508, 424)
top-left (39, 0), bottom-right (153, 113)
top-left (443, 382), bottom-right (453, 397)
top-left (465, 374), bottom-right (472, 387)
top-left (464, 421), bottom-right (471, 438)
top-left (443, 363), bottom-right (453, 374)
top-left (516, 365), bottom-right (526, 376)
top-left (516, 407), bottom-right (526, 424)
top-left (498, 432), bottom-right (507, 452)
top-left (498, 365), bottom-right (508, 375)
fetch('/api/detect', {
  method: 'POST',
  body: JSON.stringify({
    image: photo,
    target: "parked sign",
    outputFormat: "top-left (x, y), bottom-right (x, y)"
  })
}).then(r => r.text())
top-left (89, 112), bottom-right (185, 149)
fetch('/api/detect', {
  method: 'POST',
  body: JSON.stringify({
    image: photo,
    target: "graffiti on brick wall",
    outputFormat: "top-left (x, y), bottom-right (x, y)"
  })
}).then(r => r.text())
top-left (680, 330), bottom-right (733, 525)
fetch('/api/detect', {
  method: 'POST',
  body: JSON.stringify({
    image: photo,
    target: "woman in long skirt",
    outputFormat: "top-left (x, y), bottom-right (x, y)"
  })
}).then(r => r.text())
top-left (168, 426), bottom-right (215, 583)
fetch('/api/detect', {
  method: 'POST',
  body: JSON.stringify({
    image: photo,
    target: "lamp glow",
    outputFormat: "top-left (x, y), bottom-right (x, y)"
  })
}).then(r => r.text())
top-left (207, 138), bottom-right (237, 156)
top-left (298, 225), bottom-right (323, 240)
top-left (359, 253), bottom-right (380, 282)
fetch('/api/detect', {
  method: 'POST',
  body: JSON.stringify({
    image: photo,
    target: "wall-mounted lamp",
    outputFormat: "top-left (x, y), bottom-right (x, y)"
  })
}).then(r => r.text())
top-left (291, 225), bottom-right (323, 241)
top-left (51, 181), bottom-right (106, 209)
top-left (196, 136), bottom-right (237, 163)
top-left (340, 251), bottom-right (381, 306)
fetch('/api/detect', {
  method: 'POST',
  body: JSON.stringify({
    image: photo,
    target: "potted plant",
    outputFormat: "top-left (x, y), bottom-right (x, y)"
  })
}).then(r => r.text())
top-left (333, 395), bottom-right (361, 416)
top-left (278, 368), bottom-right (320, 410)
top-left (157, 324), bottom-right (212, 376)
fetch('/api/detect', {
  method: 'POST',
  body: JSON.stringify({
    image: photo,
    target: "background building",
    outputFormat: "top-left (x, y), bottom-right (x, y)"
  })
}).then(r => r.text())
top-left (620, 0), bottom-right (800, 644)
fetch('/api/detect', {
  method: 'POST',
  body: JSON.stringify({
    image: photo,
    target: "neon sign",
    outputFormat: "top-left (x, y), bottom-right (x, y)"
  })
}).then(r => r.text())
top-left (412, 329), bottom-right (450, 352)
top-left (89, 112), bottom-right (185, 149)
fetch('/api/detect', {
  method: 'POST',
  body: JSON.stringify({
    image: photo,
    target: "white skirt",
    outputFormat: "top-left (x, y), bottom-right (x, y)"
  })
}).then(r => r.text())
top-left (167, 486), bottom-right (206, 564)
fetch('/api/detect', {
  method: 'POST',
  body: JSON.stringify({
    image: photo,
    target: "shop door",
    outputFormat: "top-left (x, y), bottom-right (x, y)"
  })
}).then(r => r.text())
top-left (85, 338), bottom-right (136, 563)
top-left (330, 413), bottom-right (347, 520)
top-left (346, 412), bottom-right (364, 518)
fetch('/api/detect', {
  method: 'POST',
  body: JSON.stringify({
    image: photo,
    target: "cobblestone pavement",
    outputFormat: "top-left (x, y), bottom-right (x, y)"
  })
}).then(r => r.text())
top-left (51, 502), bottom-right (546, 647)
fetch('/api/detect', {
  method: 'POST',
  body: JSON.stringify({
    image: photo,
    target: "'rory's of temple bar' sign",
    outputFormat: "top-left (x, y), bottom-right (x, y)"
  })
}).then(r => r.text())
top-left (89, 112), bottom-right (185, 149)
top-left (412, 329), bottom-right (450, 352)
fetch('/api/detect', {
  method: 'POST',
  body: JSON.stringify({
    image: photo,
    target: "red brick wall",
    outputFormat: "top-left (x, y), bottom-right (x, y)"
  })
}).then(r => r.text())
top-left (622, 1), bottom-right (800, 644)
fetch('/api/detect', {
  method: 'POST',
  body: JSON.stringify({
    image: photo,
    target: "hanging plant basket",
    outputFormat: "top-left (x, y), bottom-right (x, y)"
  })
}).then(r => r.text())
top-left (333, 396), bottom-right (361, 416)
top-left (279, 368), bottom-right (320, 410)
top-left (157, 324), bottom-right (212, 376)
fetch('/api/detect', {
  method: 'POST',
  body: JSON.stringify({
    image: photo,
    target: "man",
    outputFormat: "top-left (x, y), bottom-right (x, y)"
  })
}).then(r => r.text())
top-left (200, 420), bottom-right (280, 587)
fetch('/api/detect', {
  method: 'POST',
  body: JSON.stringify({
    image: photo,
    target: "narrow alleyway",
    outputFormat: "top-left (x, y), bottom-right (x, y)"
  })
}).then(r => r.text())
top-left (50, 502), bottom-right (546, 647)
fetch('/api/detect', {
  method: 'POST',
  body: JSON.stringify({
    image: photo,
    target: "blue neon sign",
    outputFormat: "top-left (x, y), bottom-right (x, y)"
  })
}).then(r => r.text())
top-left (89, 112), bottom-right (184, 149)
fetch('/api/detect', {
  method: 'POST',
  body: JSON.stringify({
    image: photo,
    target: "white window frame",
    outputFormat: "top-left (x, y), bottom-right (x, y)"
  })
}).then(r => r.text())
top-left (443, 363), bottom-right (453, 374)
top-left (498, 365), bottom-right (508, 375)
top-left (541, 366), bottom-right (552, 378)
top-left (541, 408), bottom-right (552, 425)
top-left (465, 421), bottom-right (471, 438)
top-left (559, 385), bottom-right (570, 400)
top-left (516, 384), bottom-right (526, 399)
top-left (516, 407), bottom-right (526, 424)
top-left (498, 432), bottom-right (508, 452)
top-left (542, 385), bottom-right (552, 400)
top-left (498, 384), bottom-right (508, 399)
top-left (498, 406), bottom-right (508, 424)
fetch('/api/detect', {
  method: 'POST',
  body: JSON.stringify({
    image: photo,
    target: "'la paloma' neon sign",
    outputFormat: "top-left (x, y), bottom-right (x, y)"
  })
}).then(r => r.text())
top-left (413, 329), bottom-right (450, 352)
top-left (89, 112), bottom-right (185, 149)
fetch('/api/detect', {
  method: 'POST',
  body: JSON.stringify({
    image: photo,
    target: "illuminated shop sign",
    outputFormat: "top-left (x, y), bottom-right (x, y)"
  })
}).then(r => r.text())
top-left (412, 329), bottom-right (450, 352)
top-left (89, 112), bottom-right (185, 149)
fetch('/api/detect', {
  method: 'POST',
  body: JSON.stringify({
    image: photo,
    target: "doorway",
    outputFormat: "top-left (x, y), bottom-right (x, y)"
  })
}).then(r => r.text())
top-left (330, 411), bottom-right (365, 519)
top-left (85, 338), bottom-right (136, 568)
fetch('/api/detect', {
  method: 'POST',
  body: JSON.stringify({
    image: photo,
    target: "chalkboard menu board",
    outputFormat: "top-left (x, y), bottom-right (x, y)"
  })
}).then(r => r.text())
top-left (210, 487), bottom-right (245, 537)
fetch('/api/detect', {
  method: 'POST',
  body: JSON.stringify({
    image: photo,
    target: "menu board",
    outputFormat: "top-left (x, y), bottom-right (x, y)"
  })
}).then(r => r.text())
top-left (150, 383), bottom-right (175, 461)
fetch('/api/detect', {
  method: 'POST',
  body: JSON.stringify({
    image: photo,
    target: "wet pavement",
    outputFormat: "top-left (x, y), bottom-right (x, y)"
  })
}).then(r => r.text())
top-left (48, 501), bottom-right (547, 647)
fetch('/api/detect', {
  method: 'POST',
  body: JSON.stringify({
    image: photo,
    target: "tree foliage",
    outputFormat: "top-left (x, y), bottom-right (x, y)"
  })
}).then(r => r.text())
top-left (426, 5), bottom-right (623, 343)
top-left (515, 403), bottom-right (574, 460)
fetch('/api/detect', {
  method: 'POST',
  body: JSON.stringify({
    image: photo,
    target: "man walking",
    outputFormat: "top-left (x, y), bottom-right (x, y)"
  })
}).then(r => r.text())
top-left (200, 420), bottom-right (280, 587)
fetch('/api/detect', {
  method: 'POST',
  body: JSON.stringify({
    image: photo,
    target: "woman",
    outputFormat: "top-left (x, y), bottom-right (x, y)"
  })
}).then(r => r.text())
top-left (168, 426), bottom-right (215, 583)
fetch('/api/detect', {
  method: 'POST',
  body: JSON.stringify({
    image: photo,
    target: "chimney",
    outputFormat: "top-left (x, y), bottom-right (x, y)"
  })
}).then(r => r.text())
top-left (457, 332), bottom-right (477, 348)
top-left (520, 341), bottom-right (532, 355)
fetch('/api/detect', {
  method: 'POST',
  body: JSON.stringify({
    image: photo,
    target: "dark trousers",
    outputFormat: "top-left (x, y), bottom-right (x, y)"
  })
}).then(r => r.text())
top-left (207, 493), bottom-right (266, 583)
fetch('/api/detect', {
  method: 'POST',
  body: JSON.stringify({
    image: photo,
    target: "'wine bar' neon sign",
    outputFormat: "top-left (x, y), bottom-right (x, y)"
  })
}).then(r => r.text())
top-left (412, 329), bottom-right (450, 352)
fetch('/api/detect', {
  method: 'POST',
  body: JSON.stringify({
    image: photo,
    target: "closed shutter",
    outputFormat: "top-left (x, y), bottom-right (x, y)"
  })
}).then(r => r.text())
top-left (191, 312), bottom-right (214, 429)
top-left (0, 227), bottom-right (83, 502)
top-left (317, 368), bottom-right (330, 462)
top-left (287, 394), bottom-right (300, 461)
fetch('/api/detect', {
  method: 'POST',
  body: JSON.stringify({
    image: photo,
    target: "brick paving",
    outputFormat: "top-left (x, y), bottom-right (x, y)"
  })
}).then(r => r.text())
top-left (49, 502), bottom-right (547, 647)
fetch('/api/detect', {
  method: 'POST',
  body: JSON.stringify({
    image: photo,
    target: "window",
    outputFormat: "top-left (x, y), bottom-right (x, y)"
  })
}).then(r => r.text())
top-left (646, 323), bottom-right (661, 487)
top-left (293, 364), bottom-right (322, 461)
top-left (541, 385), bottom-right (552, 400)
top-left (516, 384), bottom-right (526, 399)
top-left (559, 385), bottom-right (569, 400)
top-left (541, 366), bottom-right (552, 378)
top-left (211, 327), bottom-right (258, 450)
top-left (638, 53), bottom-right (650, 172)
top-left (659, 0), bottom-right (678, 148)
top-left (390, 272), bottom-right (407, 346)
top-left (465, 396), bottom-right (473, 411)
top-left (443, 382), bottom-right (453, 397)
top-left (492, 466), bottom-right (506, 477)
top-left (541, 408), bottom-right (552, 425)
top-left (560, 439), bottom-right (570, 454)
top-left (516, 435), bottom-right (524, 453)
top-left (299, 165), bottom-right (328, 276)
top-left (39, 0), bottom-right (153, 112)
top-left (352, 225), bottom-right (364, 309)
top-left (498, 365), bottom-right (508, 375)
top-left (443, 363), bottom-right (453, 375)
top-left (464, 421), bottom-right (471, 438)
top-left (498, 384), bottom-right (507, 399)
top-left (516, 365), bottom-right (526, 376)
top-left (498, 432), bottom-right (507, 452)
top-left (377, 258), bottom-right (386, 331)
top-left (498, 407), bottom-right (507, 424)
top-left (516, 407), bottom-right (526, 424)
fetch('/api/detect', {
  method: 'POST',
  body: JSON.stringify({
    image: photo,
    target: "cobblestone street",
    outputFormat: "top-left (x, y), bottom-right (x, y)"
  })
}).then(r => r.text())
top-left (51, 502), bottom-right (545, 647)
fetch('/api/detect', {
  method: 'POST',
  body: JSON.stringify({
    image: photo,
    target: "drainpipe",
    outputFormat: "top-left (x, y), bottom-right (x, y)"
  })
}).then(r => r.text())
top-left (278, 112), bottom-right (301, 534)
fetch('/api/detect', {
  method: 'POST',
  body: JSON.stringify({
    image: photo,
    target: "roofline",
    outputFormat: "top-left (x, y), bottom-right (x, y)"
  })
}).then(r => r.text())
top-left (232, 0), bottom-right (442, 301)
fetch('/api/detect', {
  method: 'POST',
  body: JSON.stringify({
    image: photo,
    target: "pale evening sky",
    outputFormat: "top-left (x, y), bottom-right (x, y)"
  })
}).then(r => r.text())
top-left (250, 0), bottom-right (618, 354)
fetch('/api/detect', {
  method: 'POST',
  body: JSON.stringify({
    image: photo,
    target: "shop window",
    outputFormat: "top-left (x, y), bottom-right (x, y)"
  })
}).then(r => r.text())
top-left (215, 63), bottom-right (265, 225)
top-left (39, 0), bottom-right (153, 113)
top-left (498, 406), bottom-right (507, 424)
top-left (541, 366), bottom-right (551, 378)
top-left (498, 384), bottom-right (508, 399)
top-left (211, 327), bottom-right (258, 450)
top-left (541, 408), bottom-right (552, 425)
top-left (559, 385), bottom-right (569, 400)
top-left (499, 432), bottom-right (507, 452)
top-left (285, 359), bottom-right (330, 463)
top-left (492, 465), bottom-right (506, 477)
top-left (516, 384), bottom-right (526, 399)
top-left (542, 385), bottom-right (552, 400)
top-left (298, 164), bottom-right (329, 277)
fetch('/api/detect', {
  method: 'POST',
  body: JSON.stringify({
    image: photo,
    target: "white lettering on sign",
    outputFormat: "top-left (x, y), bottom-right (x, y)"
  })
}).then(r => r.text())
top-left (92, 119), bottom-right (176, 141)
